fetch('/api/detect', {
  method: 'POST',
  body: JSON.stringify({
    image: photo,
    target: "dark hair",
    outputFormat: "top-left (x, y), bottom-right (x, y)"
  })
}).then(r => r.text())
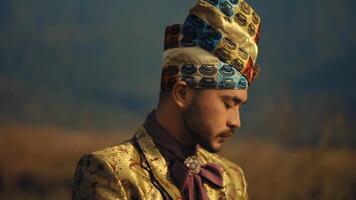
top-left (158, 89), bottom-right (172, 103)
top-left (159, 65), bottom-right (177, 103)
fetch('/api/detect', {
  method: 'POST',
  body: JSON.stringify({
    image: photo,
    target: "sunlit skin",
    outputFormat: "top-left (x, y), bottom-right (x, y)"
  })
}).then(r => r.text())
top-left (155, 81), bottom-right (247, 153)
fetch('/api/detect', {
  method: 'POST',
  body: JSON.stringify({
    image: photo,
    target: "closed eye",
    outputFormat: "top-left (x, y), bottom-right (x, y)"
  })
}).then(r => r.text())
top-left (222, 95), bottom-right (247, 109)
top-left (224, 102), bottom-right (233, 109)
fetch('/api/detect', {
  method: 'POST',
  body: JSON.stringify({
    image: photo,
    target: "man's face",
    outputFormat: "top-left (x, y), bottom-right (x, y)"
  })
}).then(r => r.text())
top-left (182, 89), bottom-right (248, 153)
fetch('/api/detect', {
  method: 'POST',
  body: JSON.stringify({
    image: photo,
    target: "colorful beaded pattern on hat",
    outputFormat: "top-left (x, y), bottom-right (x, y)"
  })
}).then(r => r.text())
top-left (190, 0), bottom-right (261, 45)
top-left (160, 62), bottom-right (248, 91)
top-left (164, 23), bottom-right (259, 85)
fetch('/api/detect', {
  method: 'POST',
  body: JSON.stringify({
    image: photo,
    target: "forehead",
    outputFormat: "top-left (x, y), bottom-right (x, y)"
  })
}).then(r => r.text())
top-left (197, 89), bottom-right (248, 102)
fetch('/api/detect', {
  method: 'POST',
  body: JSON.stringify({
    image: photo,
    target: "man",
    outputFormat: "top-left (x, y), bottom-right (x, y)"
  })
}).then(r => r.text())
top-left (72, 0), bottom-right (261, 199)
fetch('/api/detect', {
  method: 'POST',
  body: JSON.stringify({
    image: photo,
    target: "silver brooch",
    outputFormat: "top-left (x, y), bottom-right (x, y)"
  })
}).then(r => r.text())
top-left (184, 155), bottom-right (201, 175)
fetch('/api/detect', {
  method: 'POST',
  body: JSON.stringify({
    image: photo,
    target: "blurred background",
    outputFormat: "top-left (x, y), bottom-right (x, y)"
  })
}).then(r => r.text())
top-left (0, 0), bottom-right (355, 199)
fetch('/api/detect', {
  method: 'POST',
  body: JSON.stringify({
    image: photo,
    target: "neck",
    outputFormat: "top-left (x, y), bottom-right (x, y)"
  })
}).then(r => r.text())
top-left (155, 103), bottom-right (195, 145)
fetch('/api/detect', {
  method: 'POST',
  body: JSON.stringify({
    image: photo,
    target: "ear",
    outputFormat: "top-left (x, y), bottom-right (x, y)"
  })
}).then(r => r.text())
top-left (171, 81), bottom-right (193, 109)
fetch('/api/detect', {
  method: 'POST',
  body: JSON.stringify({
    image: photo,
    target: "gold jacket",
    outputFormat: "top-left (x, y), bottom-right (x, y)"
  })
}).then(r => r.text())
top-left (72, 126), bottom-right (248, 200)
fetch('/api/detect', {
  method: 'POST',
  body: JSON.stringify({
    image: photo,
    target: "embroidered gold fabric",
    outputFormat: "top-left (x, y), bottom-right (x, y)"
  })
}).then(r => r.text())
top-left (72, 126), bottom-right (249, 200)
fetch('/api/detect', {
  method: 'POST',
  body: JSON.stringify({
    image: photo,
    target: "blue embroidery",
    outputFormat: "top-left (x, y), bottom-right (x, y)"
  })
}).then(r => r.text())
top-left (237, 77), bottom-right (248, 89)
top-left (199, 64), bottom-right (218, 76)
top-left (181, 64), bottom-right (197, 75)
top-left (204, 0), bottom-right (239, 17)
top-left (219, 1), bottom-right (234, 17)
top-left (181, 14), bottom-right (221, 51)
top-left (219, 78), bottom-right (236, 89)
top-left (199, 77), bottom-right (217, 88)
top-left (219, 64), bottom-right (236, 77)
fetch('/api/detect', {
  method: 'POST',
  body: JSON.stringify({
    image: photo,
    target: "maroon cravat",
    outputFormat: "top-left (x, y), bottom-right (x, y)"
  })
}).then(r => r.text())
top-left (171, 159), bottom-right (224, 200)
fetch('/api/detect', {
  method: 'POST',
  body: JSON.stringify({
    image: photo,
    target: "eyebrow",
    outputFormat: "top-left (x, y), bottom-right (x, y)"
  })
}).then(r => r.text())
top-left (222, 95), bottom-right (247, 105)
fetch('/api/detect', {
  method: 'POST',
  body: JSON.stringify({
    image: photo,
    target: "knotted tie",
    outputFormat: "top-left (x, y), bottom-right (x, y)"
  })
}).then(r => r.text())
top-left (170, 156), bottom-right (224, 200)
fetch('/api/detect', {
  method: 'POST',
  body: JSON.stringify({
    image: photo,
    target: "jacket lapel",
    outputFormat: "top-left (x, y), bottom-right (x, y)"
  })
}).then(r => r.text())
top-left (134, 126), bottom-right (182, 200)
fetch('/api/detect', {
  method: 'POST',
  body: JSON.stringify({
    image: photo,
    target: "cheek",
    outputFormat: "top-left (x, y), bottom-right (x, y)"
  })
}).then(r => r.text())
top-left (199, 98), bottom-right (225, 116)
top-left (198, 103), bottom-right (228, 133)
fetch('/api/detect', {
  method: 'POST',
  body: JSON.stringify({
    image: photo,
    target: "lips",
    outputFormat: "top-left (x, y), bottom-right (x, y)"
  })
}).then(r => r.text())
top-left (218, 130), bottom-right (234, 139)
top-left (217, 134), bottom-right (231, 144)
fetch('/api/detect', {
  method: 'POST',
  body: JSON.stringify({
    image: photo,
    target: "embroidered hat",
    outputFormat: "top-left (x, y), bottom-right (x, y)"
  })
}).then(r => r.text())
top-left (161, 0), bottom-right (261, 91)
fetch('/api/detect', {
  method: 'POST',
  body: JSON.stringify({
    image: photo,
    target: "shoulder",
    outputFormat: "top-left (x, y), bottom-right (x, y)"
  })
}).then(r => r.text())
top-left (91, 139), bottom-right (138, 165)
top-left (74, 138), bottom-right (139, 180)
top-left (89, 139), bottom-right (142, 178)
top-left (73, 139), bottom-right (146, 199)
top-left (72, 140), bottom-right (138, 199)
top-left (74, 138), bottom-right (142, 183)
top-left (198, 148), bottom-right (248, 198)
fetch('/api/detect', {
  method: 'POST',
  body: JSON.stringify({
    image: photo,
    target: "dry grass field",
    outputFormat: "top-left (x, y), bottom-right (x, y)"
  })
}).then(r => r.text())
top-left (0, 124), bottom-right (355, 200)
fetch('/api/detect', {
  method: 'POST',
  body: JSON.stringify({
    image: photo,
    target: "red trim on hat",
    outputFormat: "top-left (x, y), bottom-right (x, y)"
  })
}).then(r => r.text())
top-left (242, 58), bottom-right (254, 84)
top-left (254, 23), bottom-right (261, 45)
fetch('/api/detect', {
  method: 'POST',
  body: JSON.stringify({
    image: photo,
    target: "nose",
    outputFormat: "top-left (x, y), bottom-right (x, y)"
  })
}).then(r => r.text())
top-left (227, 108), bottom-right (241, 129)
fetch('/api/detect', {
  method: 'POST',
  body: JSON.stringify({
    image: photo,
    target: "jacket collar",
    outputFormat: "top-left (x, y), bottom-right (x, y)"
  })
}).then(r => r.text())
top-left (134, 126), bottom-right (182, 200)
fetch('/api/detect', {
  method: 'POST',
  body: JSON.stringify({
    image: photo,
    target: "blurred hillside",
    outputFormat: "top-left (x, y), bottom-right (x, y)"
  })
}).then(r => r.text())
top-left (0, 1), bottom-right (355, 146)
top-left (0, 125), bottom-right (355, 200)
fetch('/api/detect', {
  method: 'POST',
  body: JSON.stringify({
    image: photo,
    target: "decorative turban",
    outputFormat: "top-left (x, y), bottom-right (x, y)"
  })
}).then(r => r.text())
top-left (161, 0), bottom-right (261, 91)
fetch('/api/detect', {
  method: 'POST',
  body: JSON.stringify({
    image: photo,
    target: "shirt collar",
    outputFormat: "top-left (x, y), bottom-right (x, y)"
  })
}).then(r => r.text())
top-left (143, 110), bottom-right (196, 161)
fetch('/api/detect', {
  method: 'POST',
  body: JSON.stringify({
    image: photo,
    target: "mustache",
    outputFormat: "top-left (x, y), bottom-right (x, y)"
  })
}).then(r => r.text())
top-left (218, 128), bottom-right (235, 137)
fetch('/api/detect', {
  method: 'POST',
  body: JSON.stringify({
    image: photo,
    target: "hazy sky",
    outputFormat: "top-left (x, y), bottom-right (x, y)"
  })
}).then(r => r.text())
top-left (0, 0), bottom-right (355, 144)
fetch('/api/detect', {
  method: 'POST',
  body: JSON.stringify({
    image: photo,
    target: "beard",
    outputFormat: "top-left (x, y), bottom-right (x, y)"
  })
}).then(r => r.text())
top-left (181, 94), bottom-right (233, 153)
